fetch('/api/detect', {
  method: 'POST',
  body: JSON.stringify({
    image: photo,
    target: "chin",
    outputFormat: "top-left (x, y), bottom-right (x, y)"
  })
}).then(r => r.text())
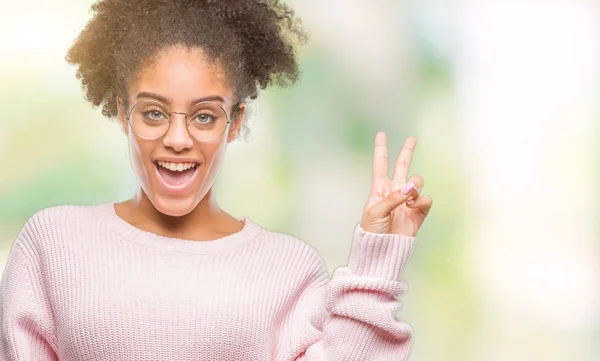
top-left (150, 195), bottom-right (198, 217)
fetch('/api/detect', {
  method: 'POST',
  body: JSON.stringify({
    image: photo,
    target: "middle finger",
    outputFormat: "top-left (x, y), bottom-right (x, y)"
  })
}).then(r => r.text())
top-left (393, 136), bottom-right (417, 183)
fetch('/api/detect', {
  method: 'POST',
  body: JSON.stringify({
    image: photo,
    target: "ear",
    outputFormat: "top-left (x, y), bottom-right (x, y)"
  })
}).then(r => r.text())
top-left (116, 96), bottom-right (129, 136)
top-left (227, 102), bottom-right (246, 143)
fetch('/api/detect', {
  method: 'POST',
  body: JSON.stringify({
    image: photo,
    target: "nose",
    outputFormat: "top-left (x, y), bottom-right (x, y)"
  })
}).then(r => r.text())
top-left (161, 112), bottom-right (193, 152)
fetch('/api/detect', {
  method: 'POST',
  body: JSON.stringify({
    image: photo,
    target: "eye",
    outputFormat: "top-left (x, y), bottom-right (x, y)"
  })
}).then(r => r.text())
top-left (192, 113), bottom-right (215, 124)
top-left (143, 109), bottom-right (167, 121)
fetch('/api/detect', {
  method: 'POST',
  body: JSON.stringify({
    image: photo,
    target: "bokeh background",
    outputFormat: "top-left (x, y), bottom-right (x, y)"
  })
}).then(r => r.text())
top-left (1, 0), bottom-right (598, 360)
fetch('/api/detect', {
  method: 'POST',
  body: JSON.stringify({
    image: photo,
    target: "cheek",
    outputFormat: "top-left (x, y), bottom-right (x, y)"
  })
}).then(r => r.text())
top-left (202, 140), bottom-right (225, 166)
top-left (197, 143), bottom-right (226, 184)
top-left (128, 139), bottom-right (154, 183)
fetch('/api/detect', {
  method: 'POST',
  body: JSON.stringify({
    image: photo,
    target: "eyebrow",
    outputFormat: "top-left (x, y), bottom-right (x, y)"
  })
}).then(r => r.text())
top-left (135, 91), bottom-right (226, 105)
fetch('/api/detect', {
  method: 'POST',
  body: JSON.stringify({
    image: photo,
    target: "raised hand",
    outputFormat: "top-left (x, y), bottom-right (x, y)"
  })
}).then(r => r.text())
top-left (360, 132), bottom-right (432, 237)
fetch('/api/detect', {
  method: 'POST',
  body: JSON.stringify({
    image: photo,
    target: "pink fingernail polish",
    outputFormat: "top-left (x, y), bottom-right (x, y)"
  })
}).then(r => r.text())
top-left (407, 199), bottom-right (415, 205)
top-left (402, 182), bottom-right (414, 195)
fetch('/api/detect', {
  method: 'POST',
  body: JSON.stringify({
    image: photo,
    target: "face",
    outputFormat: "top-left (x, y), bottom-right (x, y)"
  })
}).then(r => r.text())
top-left (116, 45), bottom-right (245, 217)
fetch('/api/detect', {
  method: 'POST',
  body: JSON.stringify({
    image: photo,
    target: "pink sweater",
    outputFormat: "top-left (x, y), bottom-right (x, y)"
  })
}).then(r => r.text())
top-left (0, 200), bottom-right (417, 360)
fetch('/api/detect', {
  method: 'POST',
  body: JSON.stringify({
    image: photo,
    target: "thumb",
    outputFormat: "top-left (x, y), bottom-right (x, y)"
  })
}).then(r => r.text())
top-left (369, 188), bottom-right (411, 218)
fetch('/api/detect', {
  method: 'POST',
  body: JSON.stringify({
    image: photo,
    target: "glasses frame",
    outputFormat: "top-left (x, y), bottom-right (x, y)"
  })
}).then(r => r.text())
top-left (124, 99), bottom-right (238, 142)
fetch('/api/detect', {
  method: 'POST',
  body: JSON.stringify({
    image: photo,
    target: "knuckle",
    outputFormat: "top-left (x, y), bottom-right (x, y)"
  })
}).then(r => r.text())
top-left (397, 159), bottom-right (410, 168)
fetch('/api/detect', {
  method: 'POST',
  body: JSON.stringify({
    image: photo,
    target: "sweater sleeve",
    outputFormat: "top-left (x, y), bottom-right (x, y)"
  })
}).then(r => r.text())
top-left (0, 219), bottom-right (59, 360)
top-left (277, 222), bottom-right (417, 361)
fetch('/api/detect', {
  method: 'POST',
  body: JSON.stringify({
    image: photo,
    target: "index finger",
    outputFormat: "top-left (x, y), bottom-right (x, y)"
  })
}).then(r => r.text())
top-left (372, 132), bottom-right (388, 181)
top-left (393, 136), bottom-right (417, 183)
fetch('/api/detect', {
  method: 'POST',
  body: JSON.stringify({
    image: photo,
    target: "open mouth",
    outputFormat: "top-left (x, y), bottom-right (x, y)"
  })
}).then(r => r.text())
top-left (154, 160), bottom-right (200, 191)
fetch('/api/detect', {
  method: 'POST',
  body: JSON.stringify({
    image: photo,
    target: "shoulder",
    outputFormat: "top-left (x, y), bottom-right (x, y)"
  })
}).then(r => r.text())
top-left (253, 223), bottom-right (329, 279)
top-left (258, 225), bottom-right (322, 258)
top-left (14, 202), bottom-right (99, 252)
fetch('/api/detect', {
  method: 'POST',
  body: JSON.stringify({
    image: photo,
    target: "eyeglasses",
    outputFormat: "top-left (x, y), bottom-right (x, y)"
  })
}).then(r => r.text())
top-left (125, 99), bottom-right (235, 141)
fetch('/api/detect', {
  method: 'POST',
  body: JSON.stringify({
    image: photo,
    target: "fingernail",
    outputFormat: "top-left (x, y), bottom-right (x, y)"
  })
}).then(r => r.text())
top-left (402, 182), bottom-right (414, 195)
top-left (407, 199), bottom-right (415, 205)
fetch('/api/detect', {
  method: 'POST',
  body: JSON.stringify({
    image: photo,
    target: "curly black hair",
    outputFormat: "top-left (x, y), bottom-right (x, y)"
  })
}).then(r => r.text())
top-left (65, 0), bottom-right (309, 141)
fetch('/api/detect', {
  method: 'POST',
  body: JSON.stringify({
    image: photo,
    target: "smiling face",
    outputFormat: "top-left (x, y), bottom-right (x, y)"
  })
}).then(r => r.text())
top-left (116, 45), bottom-right (245, 217)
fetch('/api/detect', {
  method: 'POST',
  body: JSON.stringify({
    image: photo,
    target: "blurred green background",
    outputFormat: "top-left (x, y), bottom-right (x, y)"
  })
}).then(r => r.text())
top-left (1, 0), bottom-right (598, 360)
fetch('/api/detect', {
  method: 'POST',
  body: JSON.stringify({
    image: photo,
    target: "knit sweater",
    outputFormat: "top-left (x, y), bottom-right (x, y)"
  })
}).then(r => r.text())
top-left (0, 200), bottom-right (417, 361)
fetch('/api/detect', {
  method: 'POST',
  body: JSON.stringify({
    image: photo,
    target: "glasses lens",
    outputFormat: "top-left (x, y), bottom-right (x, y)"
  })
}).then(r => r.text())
top-left (129, 100), bottom-right (170, 139)
top-left (129, 100), bottom-right (228, 141)
top-left (187, 102), bottom-right (228, 141)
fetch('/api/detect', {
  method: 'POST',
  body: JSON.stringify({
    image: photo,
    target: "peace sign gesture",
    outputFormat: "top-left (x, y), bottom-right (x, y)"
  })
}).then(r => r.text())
top-left (360, 133), bottom-right (432, 237)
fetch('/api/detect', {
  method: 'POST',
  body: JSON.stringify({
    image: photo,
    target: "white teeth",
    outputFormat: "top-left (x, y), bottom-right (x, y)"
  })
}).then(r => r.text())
top-left (157, 161), bottom-right (198, 172)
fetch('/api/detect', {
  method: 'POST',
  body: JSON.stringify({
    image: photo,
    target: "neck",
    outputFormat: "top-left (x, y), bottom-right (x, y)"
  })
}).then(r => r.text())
top-left (120, 186), bottom-right (228, 239)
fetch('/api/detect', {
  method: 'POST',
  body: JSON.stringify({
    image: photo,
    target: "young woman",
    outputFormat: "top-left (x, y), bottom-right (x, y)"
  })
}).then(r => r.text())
top-left (0, 0), bottom-right (432, 360)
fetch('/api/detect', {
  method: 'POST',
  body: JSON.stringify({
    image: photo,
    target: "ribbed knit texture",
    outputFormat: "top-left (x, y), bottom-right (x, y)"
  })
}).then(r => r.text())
top-left (0, 200), bottom-right (417, 360)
